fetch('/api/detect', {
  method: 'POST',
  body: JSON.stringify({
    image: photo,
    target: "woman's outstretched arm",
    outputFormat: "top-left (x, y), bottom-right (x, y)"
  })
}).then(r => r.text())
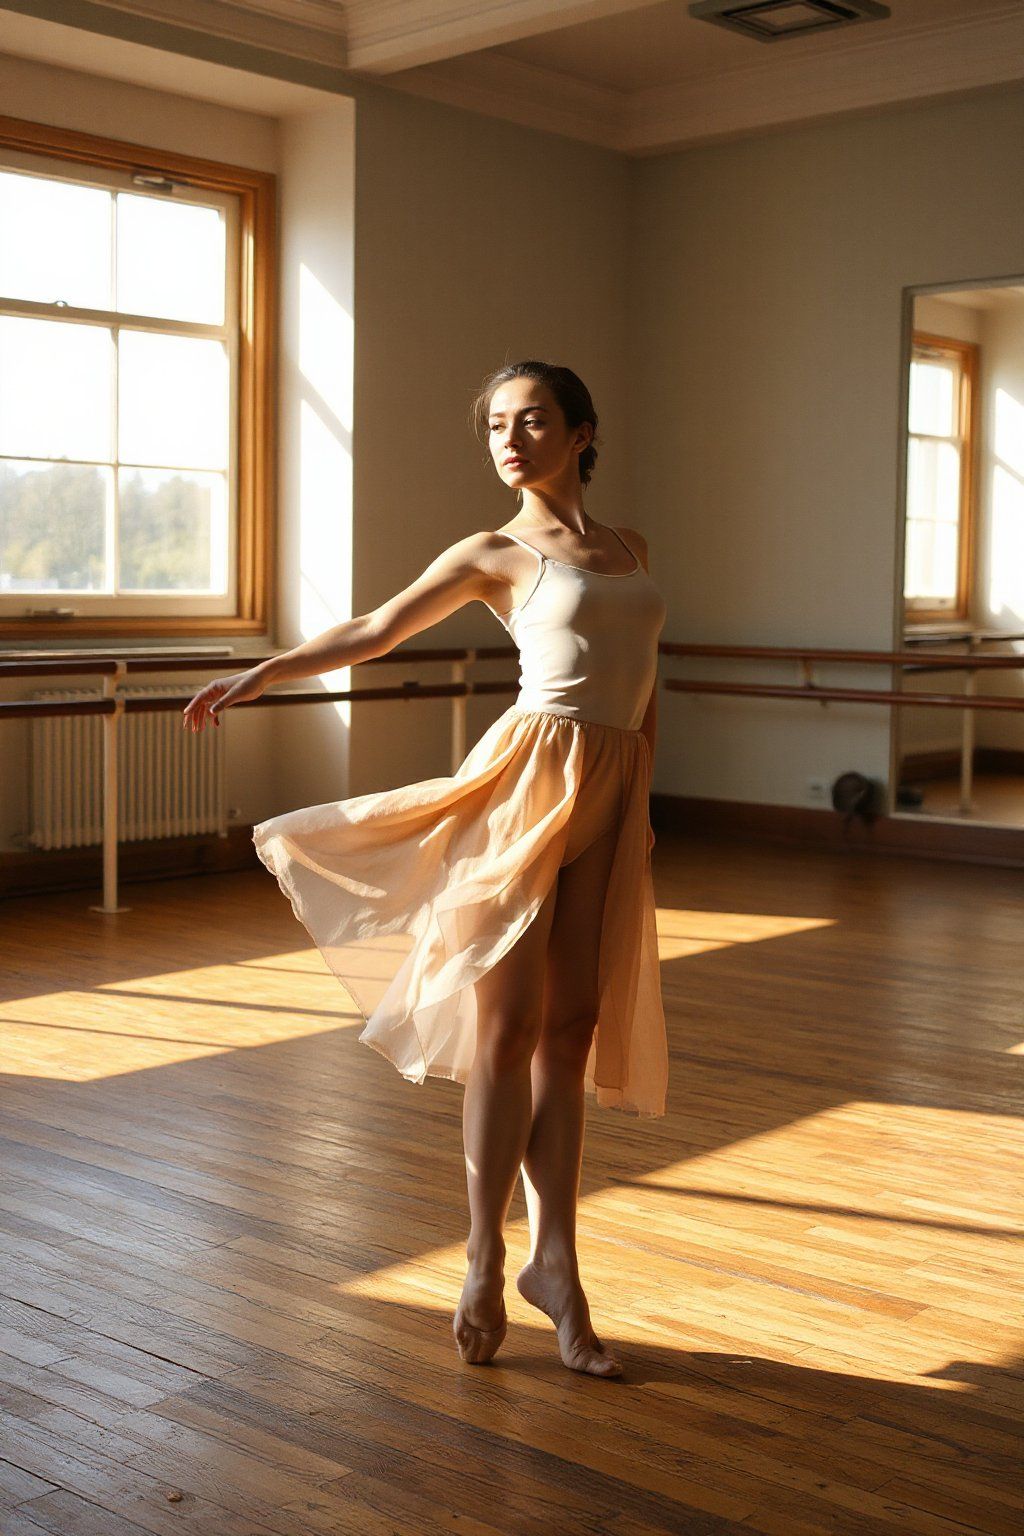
top-left (182, 532), bottom-right (507, 733)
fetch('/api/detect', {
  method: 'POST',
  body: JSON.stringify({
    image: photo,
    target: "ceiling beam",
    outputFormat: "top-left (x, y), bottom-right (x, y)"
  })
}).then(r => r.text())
top-left (343, 0), bottom-right (656, 75)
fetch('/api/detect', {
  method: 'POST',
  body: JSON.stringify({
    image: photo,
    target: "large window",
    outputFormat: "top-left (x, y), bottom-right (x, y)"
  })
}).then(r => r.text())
top-left (0, 117), bottom-right (276, 639)
top-left (904, 332), bottom-right (978, 622)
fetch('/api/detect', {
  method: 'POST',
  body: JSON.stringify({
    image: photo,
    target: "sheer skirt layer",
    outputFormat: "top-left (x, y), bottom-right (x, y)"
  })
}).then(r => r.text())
top-left (252, 703), bottom-right (667, 1117)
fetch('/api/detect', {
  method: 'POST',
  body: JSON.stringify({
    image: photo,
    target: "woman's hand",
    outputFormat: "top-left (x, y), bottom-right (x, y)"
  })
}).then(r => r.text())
top-left (182, 666), bottom-right (267, 733)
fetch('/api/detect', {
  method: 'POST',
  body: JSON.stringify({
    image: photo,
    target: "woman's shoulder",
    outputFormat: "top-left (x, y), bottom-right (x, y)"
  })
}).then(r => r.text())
top-left (611, 525), bottom-right (649, 568)
top-left (469, 528), bottom-right (547, 569)
top-left (454, 530), bottom-right (536, 611)
top-left (442, 529), bottom-right (521, 564)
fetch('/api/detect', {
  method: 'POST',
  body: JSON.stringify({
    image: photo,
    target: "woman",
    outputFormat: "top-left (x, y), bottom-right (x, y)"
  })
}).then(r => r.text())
top-left (183, 361), bottom-right (668, 1378)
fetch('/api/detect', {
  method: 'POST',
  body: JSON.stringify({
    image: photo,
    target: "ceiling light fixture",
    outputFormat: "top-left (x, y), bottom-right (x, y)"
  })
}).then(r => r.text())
top-left (688, 0), bottom-right (891, 43)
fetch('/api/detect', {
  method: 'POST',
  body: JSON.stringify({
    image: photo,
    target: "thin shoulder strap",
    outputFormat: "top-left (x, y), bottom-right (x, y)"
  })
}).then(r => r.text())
top-left (493, 530), bottom-right (546, 619)
top-left (496, 530), bottom-right (546, 567)
top-left (608, 525), bottom-right (640, 566)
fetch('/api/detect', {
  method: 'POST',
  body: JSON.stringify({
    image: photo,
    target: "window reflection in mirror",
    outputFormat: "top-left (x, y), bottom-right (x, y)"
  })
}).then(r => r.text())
top-left (894, 279), bottom-right (1024, 830)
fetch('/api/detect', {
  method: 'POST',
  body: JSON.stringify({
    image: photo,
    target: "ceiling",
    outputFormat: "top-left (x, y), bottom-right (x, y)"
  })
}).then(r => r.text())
top-left (1, 0), bottom-right (1022, 154)
top-left (928, 285), bottom-right (1024, 312)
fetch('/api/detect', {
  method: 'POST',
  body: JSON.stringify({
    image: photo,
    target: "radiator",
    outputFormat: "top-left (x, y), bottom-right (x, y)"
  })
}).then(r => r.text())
top-left (28, 685), bottom-right (226, 849)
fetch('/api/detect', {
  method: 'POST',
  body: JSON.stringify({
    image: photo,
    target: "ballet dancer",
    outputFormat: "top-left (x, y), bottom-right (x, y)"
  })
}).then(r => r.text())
top-left (183, 361), bottom-right (668, 1377)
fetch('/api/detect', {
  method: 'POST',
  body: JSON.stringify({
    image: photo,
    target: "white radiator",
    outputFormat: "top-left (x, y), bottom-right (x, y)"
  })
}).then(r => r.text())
top-left (28, 685), bottom-right (226, 849)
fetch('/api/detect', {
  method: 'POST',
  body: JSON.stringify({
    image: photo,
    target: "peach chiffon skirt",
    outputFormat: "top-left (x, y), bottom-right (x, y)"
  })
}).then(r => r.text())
top-left (252, 704), bottom-right (667, 1117)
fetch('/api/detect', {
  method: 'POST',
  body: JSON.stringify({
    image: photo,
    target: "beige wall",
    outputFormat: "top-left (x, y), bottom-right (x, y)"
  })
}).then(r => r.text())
top-left (272, 102), bottom-right (357, 817)
top-left (629, 83), bottom-right (1024, 808)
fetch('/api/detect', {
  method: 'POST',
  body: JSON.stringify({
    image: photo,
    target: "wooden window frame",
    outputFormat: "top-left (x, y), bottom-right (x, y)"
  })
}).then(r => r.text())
top-left (904, 330), bottom-right (979, 626)
top-left (0, 113), bottom-right (277, 641)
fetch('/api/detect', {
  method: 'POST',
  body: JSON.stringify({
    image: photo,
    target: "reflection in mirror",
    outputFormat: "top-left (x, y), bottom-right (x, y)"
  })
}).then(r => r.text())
top-left (894, 279), bottom-right (1024, 829)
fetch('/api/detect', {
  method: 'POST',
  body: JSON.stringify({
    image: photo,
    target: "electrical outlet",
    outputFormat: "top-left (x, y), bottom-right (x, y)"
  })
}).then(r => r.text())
top-left (806, 778), bottom-right (828, 803)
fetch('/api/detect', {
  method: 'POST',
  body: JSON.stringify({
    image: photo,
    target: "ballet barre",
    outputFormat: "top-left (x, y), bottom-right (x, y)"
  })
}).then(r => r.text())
top-left (2, 642), bottom-right (1022, 912)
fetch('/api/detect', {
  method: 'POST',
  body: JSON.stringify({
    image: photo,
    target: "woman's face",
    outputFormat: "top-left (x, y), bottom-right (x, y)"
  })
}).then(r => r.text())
top-left (486, 379), bottom-right (590, 495)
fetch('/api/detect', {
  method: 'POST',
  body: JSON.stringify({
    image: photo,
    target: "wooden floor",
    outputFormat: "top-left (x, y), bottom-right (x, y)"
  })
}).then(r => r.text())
top-left (898, 771), bottom-right (1024, 828)
top-left (1, 835), bottom-right (1021, 1536)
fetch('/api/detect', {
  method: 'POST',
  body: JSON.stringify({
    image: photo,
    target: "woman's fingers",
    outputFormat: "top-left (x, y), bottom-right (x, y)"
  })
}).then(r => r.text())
top-left (209, 684), bottom-right (237, 717)
top-left (184, 688), bottom-right (208, 731)
top-left (183, 670), bottom-right (261, 731)
top-left (182, 669), bottom-right (264, 732)
top-left (183, 679), bottom-right (228, 733)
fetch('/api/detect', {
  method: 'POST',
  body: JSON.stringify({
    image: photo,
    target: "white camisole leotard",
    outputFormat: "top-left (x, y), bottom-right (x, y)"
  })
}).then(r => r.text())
top-left (487, 527), bottom-right (668, 733)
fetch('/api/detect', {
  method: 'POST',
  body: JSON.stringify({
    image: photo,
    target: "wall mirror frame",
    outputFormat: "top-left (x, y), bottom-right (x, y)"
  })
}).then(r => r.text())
top-left (889, 271), bottom-right (1024, 832)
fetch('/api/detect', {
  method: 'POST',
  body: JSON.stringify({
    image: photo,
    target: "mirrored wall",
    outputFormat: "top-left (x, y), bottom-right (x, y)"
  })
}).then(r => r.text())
top-left (892, 277), bottom-right (1024, 828)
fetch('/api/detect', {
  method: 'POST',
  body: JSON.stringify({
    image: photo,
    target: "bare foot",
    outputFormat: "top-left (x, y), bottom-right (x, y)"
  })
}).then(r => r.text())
top-left (516, 1258), bottom-right (622, 1377)
top-left (453, 1264), bottom-right (508, 1364)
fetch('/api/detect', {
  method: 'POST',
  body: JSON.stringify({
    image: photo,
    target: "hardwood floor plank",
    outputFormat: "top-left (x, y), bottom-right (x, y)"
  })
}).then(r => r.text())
top-left (4, 1487), bottom-right (154, 1535)
top-left (872, 1477), bottom-right (1023, 1536)
top-left (0, 1341), bottom-right (199, 1428)
top-left (0, 1457), bottom-right (58, 1512)
top-left (0, 1417), bottom-right (286, 1536)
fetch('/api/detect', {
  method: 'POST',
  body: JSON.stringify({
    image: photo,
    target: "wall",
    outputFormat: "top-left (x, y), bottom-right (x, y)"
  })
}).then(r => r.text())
top-left (271, 102), bottom-right (356, 816)
top-left (629, 84), bottom-right (1024, 809)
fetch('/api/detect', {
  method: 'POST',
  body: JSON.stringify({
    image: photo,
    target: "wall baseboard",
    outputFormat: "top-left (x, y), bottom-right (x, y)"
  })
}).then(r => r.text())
top-left (651, 794), bottom-right (1024, 869)
top-left (899, 747), bottom-right (1024, 782)
top-left (0, 825), bottom-right (260, 900)
top-left (3, 797), bottom-right (1022, 902)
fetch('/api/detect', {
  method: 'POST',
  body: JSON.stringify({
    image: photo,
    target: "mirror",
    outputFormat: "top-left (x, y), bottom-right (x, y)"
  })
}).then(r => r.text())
top-left (892, 277), bottom-right (1024, 829)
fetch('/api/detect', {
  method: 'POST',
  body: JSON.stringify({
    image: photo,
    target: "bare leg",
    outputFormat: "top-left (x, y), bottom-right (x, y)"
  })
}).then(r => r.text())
top-left (453, 876), bottom-right (560, 1363)
top-left (517, 823), bottom-right (624, 1377)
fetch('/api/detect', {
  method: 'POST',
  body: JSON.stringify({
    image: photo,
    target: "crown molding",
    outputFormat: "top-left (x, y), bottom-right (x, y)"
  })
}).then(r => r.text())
top-left (381, 49), bottom-right (627, 150)
top-left (4, 0), bottom-right (1021, 152)
top-left (386, 1), bottom-right (1024, 155)
top-left (208, 0), bottom-right (344, 37)
top-left (41, 0), bottom-right (349, 65)
top-left (627, 1), bottom-right (1024, 153)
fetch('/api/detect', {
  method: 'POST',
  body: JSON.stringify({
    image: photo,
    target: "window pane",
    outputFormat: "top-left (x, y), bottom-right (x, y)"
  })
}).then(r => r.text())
top-left (906, 436), bottom-right (960, 524)
top-left (905, 516), bottom-right (958, 601)
top-left (0, 459), bottom-right (109, 593)
top-left (0, 316), bottom-right (113, 462)
top-left (118, 331), bottom-right (228, 470)
top-left (119, 467), bottom-right (227, 592)
top-left (117, 194), bottom-right (225, 324)
top-left (908, 358), bottom-right (956, 436)
top-left (0, 170), bottom-right (111, 309)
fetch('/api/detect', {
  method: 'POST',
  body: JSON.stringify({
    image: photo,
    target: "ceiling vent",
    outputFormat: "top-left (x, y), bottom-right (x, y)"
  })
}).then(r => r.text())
top-left (688, 0), bottom-right (891, 43)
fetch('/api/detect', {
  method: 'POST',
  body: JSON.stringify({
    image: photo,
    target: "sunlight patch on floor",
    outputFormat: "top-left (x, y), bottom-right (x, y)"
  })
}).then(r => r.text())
top-left (0, 948), bottom-right (366, 1081)
top-left (655, 907), bottom-right (836, 958)
top-left (330, 1090), bottom-right (1018, 1375)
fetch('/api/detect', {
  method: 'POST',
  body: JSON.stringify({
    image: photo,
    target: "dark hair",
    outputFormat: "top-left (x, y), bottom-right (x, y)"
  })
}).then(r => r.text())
top-left (468, 360), bottom-right (600, 488)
